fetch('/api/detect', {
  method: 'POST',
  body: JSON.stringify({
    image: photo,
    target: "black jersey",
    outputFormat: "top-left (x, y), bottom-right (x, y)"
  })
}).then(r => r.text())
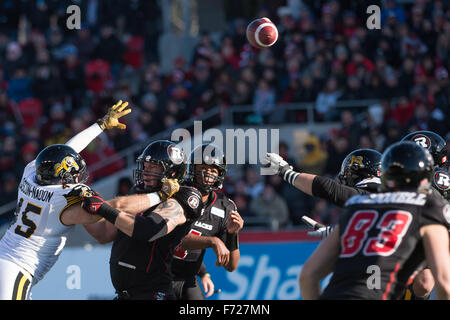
top-left (109, 185), bottom-right (201, 299)
top-left (312, 176), bottom-right (380, 207)
top-left (171, 191), bottom-right (236, 280)
top-left (320, 191), bottom-right (450, 300)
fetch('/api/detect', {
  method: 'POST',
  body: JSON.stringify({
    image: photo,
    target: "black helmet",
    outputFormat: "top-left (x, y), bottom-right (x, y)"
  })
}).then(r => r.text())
top-left (381, 141), bottom-right (434, 191)
top-left (338, 149), bottom-right (382, 187)
top-left (35, 144), bottom-right (89, 186)
top-left (187, 143), bottom-right (227, 194)
top-left (134, 140), bottom-right (187, 192)
top-left (401, 131), bottom-right (448, 169)
top-left (432, 167), bottom-right (450, 200)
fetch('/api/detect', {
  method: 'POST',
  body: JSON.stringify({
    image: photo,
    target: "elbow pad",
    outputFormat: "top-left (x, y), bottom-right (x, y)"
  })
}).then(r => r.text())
top-left (132, 213), bottom-right (168, 242)
top-left (172, 186), bottom-right (204, 220)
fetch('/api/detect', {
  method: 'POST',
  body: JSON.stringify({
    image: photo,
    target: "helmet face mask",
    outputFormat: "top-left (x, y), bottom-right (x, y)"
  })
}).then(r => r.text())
top-left (187, 144), bottom-right (226, 194)
top-left (191, 164), bottom-right (224, 193)
top-left (35, 145), bottom-right (89, 186)
top-left (338, 149), bottom-right (382, 187)
top-left (136, 161), bottom-right (165, 190)
top-left (134, 140), bottom-right (187, 192)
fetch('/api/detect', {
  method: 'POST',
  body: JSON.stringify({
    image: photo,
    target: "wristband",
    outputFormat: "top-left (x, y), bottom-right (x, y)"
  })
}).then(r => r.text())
top-left (96, 119), bottom-right (106, 130)
top-left (204, 273), bottom-right (211, 278)
top-left (147, 192), bottom-right (162, 206)
top-left (97, 203), bottom-right (120, 224)
top-left (225, 233), bottom-right (239, 251)
top-left (282, 168), bottom-right (300, 186)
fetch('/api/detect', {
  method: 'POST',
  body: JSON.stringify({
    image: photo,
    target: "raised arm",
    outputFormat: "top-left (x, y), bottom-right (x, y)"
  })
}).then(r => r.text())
top-left (264, 153), bottom-right (314, 195)
top-left (65, 100), bottom-right (131, 153)
top-left (264, 153), bottom-right (362, 206)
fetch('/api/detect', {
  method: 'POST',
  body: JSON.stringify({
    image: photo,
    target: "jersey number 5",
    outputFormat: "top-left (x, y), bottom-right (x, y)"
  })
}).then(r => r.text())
top-left (14, 198), bottom-right (42, 239)
top-left (340, 210), bottom-right (413, 258)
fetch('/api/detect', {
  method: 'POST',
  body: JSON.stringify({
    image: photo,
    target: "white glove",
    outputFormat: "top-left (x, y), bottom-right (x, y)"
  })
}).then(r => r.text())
top-left (307, 226), bottom-right (333, 239)
top-left (301, 216), bottom-right (333, 240)
top-left (263, 153), bottom-right (299, 185)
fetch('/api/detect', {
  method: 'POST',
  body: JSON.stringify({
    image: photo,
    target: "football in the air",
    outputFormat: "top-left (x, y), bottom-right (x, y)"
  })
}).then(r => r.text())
top-left (246, 17), bottom-right (278, 49)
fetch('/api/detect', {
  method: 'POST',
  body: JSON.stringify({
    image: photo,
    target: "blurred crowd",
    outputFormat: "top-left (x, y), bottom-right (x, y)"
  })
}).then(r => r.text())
top-left (1, 0), bottom-right (450, 228)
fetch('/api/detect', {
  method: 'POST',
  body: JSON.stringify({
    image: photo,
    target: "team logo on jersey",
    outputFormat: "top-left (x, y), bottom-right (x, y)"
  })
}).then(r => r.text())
top-left (54, 156), bottom-right (79, 177)
top-left (412, 134), bottom-right (431, 149)
top-left (434, 171), bottom-right (450, 190)
top-left (167, 145), bottom-right (185, 165)
top-left (194, 221), bottom-right (213, 230)
top-left (443, 204), bottom-right (450, 224)
top-left (349, 155), bottom-right (364, 167)
top-left (188, 195), bottom-right (200, 209)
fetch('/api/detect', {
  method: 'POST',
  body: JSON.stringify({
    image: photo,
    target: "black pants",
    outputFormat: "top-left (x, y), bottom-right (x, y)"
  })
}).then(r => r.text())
top-left (172, 277), bottom-right (205, 300)
top-left (111, 264), bottom-right (176, 300)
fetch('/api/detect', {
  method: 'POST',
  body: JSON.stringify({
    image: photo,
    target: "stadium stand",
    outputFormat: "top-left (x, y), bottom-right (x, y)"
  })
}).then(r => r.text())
top-left (0, 0), bottom-right (449, 232)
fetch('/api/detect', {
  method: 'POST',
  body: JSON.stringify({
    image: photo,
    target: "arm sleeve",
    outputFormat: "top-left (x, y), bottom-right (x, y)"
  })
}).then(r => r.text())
top-left (65, 123), bottom-right (103, 153)
top-left (311, 175), bottom-right (367, 207)
top-left (132, 213), bottom-right (169, 242)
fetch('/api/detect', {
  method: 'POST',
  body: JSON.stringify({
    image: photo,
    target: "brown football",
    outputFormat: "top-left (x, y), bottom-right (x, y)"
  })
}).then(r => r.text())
top-left (246, 17), bottom-right (278, 49)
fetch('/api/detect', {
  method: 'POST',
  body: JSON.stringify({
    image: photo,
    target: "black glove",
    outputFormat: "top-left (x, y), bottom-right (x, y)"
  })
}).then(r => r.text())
top-left (81, 189), bottom-right (105, 214)
top-left (80, 187), bottom-right (120, 224)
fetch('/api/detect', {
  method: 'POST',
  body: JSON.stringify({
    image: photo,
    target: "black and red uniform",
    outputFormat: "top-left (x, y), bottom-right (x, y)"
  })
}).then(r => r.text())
top-left (311, 176), bottom-right (380, 207)
top-left (171, 191), bottom-right (236, 300)
top-left (109, 185), bottom-right (202, 300)
top-left (320, 191), bottom-right (450, 300)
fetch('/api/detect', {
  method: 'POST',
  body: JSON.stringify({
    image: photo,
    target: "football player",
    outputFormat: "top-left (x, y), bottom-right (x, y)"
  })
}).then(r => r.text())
top-left (264, 148), bottom-right (382, 237)
top-left (171, 143), bottom-right (244, 300)
top-left (82, 140), bottom-right (205, 300)
top-left (400, 130), bottom-right (450, 300)
top-left (299, 141), bottom-right (450, 300)
top-left (0, 100), bottom-right (131, 300)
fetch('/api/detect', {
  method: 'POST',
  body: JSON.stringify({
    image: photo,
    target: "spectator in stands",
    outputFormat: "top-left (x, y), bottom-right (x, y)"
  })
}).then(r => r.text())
top-left (249, 184), bottom-right (290, 230)
top-left (252, 79), bottom-right (276, 124)
top-left (381, 0), bottom-right (407, 25)
top-left (315, 76), bottom-right (342, 121)
top-left (244, 166), bottom-right (264, 199)
top-left (323, 133), bottom-right (351, 176)
top-left (339, 110), bottom-right (362, 149)
top-left (298, 134), bottom-right (327, 175)
top-left (116, 177), bottom-right (133, 197)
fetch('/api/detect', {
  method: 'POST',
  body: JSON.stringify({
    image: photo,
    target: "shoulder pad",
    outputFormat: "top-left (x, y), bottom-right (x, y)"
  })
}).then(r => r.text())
top-left (173, 185), bottom-right (204, 220)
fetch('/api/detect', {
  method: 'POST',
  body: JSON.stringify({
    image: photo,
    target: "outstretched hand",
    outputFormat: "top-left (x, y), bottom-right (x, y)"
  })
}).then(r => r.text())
top-left (263, 153), bottom-right (292, 176)
top-left (301, 216), bottom-right (333, 240)
top-left (97, 100), bottom-right (132, 130)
